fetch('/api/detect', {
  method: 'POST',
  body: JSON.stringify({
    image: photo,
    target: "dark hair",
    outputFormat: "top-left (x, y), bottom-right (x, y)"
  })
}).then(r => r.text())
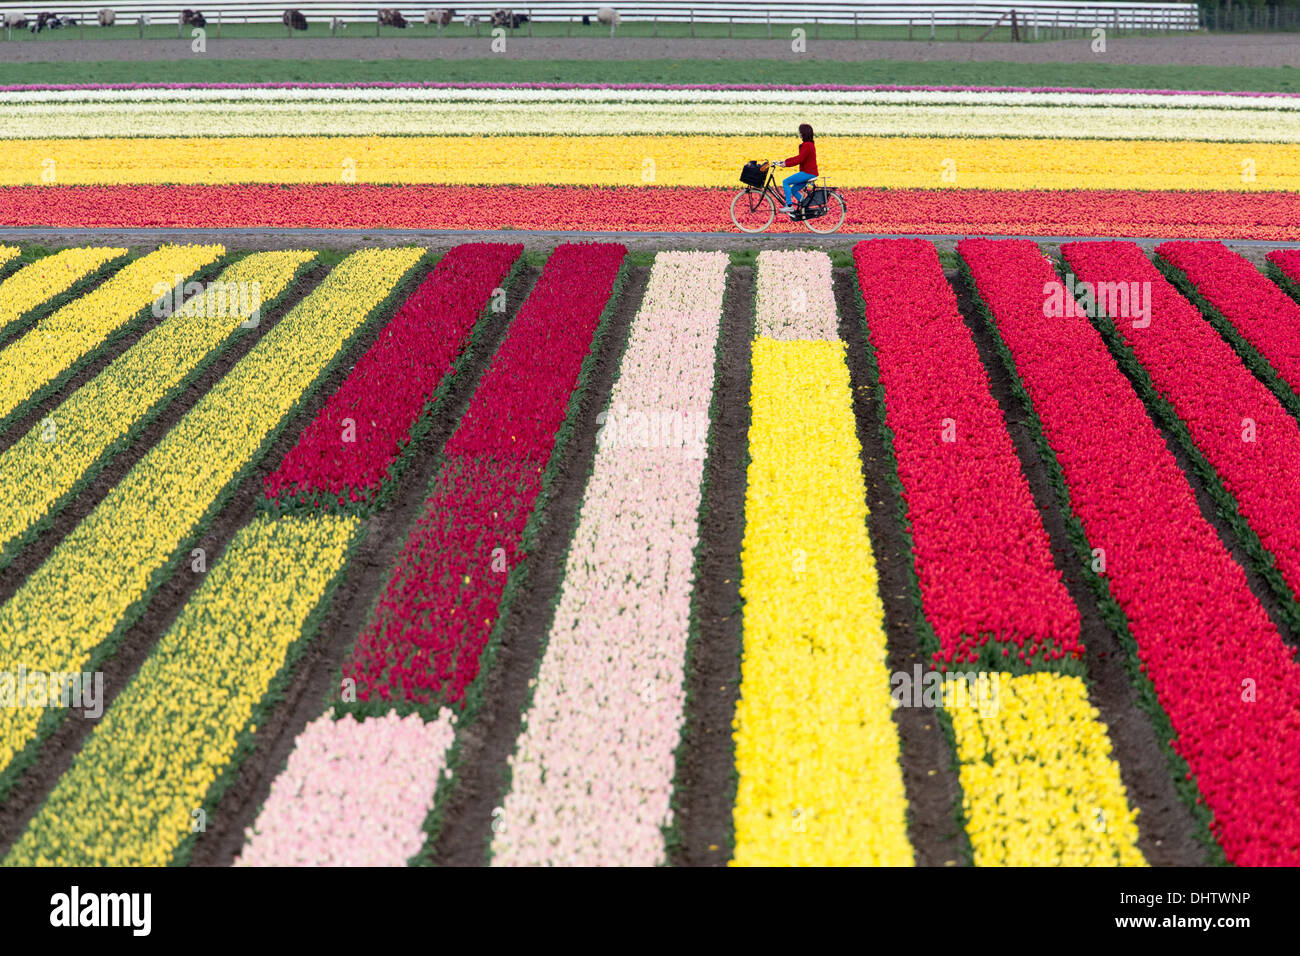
top-left (799, 123), bottom-right (814, 142)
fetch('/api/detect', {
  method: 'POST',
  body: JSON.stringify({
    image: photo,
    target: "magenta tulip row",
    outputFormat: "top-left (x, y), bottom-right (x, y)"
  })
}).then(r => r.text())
top-left (342, 242), bottom-right (627, 708)
top-left (264, 243), bottom-right (522, 510)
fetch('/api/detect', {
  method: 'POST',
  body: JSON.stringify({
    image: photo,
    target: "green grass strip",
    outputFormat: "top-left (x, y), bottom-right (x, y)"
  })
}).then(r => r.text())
top-left (4, 58), bottom-right (1300, 92)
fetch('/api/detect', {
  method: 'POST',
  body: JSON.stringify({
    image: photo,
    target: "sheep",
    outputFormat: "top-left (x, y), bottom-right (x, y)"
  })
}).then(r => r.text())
top-left (180, 9), bottom-right (207, 28)
top-left (378, 8), bottom-right (408, 28)
top-left (282, 8), bottom-right (307, 30)
top-left (462, 13), bottom-right (477, 27)
top-left (98, 8), bottom-right (115, 26)
top-left (597, 6), bottom-right (620, 27)
top-left (424, 9), bottom-right (453, 27)
top-left (491, 9), bottom-right (527, 29)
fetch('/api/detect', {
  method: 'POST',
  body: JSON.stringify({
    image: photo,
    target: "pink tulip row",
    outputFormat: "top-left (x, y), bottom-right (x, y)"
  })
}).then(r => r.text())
top-left (489, 251), bottom-right (728, 866)
top-left (753, 249), bottom-right (839, 340)
top-left (1063, 240), bottom-right (1300, 608)
top-left (343, 243), bottom-right (627, 707)
top-left (854, 238), bottom-right (1080, 667)
top-left (960, 236), bottom-right (1300, 865)
top-left (1156, 241), bottom-right (1300, 398)
top-left (264, 243), bottom-right (522, 509)
top-left (235, 711), bottom-right (456, 866)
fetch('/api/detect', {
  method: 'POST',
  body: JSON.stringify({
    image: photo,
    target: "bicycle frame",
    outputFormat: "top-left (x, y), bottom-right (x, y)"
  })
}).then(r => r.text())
top-left (753, 165), bottom-right (817, 210)
top-left (732, 161), bottom-right (845, 234)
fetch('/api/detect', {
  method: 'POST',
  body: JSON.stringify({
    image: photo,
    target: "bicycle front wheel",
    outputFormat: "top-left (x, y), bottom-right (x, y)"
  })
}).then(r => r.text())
top-left (803, 192), bottom-right (847, 234)
top-left (730, 189), bottom-right (775, 233)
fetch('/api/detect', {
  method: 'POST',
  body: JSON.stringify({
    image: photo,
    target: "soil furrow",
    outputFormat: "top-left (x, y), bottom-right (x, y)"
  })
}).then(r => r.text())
top-left (669, 263), bottom-right (752, 867)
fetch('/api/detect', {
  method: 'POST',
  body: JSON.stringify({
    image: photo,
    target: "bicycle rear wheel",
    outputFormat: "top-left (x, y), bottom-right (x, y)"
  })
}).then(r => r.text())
top-left (803, 192), bottom-right (847, 234)
top-left (731, 189), bottom-right (775, 233)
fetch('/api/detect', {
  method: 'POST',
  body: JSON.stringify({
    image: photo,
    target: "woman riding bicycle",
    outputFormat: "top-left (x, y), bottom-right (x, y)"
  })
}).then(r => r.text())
top-left (773, 123), bottom-right (818, 214)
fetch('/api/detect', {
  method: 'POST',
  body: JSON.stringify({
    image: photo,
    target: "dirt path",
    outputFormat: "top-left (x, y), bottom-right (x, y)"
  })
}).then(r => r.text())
top-left (3, 229), bottom-right (1295, 268)
top-left (2, 34), bottom-right (1297, 67)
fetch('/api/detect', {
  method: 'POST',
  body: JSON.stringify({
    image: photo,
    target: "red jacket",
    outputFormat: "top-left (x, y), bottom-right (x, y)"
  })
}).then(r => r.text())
top-left (784, 140), bottom-right (818, 175)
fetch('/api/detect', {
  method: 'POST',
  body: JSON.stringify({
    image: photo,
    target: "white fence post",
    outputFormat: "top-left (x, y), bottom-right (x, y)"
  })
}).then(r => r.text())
top-left (930, 10), bottom-right (935, 39)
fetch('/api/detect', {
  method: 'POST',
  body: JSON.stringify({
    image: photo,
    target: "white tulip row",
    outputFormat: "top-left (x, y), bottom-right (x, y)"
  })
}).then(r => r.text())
top-left (3, 84), bottom-right (1297, 111)
top-left (6, 101), bottom-right (1297, 142)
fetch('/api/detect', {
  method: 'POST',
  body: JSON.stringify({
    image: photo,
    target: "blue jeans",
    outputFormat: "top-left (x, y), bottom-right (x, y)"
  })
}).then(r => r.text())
top-left (782, 171), bottom-right (817, 205)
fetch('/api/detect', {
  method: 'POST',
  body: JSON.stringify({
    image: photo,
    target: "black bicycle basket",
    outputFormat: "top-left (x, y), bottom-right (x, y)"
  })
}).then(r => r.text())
top-left (808, 187), bottom-right (830, 206)
top-left (740, 161), bottom-right (767, 188)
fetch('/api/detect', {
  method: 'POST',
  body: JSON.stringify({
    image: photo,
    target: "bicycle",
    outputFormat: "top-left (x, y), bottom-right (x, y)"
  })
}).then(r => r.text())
top-left (730, 160), bottom-right (847, 234)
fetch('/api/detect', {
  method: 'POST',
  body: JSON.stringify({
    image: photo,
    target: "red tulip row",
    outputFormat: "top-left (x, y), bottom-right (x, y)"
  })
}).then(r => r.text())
top-left (4, 185), bottom-right (1300, 240)
top-left (1063, 240), bottom-right (1300, 615)
top-left (960, 237), bottom-right (1300, 865)
top-left (342, 242), bottom-right (627, 707)
top-left (1156, 242), bottom-right (1300, 400)
top-left (263, 243), bottom-right (523, 510)
top-left (1267, 249), bottom-right (1300, 301)
top-left (852, 238), bottom-right (1080, 668)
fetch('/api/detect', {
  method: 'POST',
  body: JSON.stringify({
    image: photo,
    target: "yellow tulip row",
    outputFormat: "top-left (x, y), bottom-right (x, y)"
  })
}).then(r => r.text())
top-left (0, 245), bottom-right (16, 266)
top-left (950, 673), bottom-right (1146, 866)
top-left (732, 335), bottom-right (913, 866)
top-left (0, 250), bottom-right (316, 566)
top-left (0, 247), bottom-right (424, 778)
top-left (0, 246), bottom-right (127, 336)
top-left (3, 135), bottom-right (1296, 192)
top-left (735, 252), bottom-right (1144, 867)
top-left (5, 514), bottom-right (359, 866)
top-left (0, 243), bottom-right (224, 425)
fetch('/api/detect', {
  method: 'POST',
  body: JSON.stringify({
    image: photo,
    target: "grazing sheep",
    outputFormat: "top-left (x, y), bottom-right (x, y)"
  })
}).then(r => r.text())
top-left (4, 13), bottom-right (27, 28)
top-left (425, 9), bottom-right (453, 27)
top-left (462, 13), bottom-right (477, 27)
top-left (98, 8), bottom-right (115, 26)
top-left (180, 9), bottom-right (206, 28)
top-left (283, 8), bottom-right (307, 29)
top-left (491, 9), bottom-right (528, 28)
top-left (597, 6), bottom-right (620, 27)
top-left (378, 8), bottom-right (408, 28)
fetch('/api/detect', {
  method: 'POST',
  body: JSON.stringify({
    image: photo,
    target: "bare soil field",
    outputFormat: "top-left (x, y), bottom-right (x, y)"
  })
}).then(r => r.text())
top-left (2, 33), bottom-right (1298, 67)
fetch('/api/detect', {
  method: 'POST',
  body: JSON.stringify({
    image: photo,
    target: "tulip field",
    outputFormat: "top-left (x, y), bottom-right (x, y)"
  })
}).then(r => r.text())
top-left (2, 81), bottom-right (1300, 237)
top-left (0, 230), bottom-right (1299, 869)
top-left (2, 66), bottom-right (1300, 870)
